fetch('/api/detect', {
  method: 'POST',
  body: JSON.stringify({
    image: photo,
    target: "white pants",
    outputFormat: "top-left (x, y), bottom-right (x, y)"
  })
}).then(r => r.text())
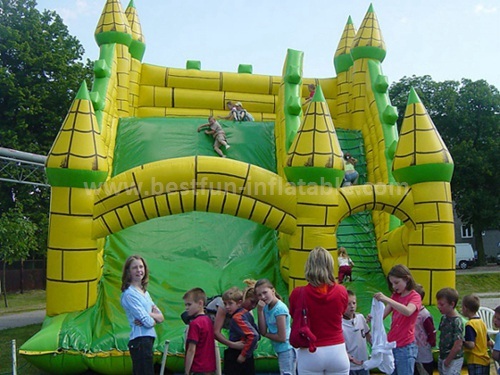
top-left (297, 343), bottom-right (350, 375)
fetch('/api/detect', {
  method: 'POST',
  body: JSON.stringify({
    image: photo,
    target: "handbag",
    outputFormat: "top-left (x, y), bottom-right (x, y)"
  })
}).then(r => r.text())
top-left (289, 286), bottom-right (317, 352)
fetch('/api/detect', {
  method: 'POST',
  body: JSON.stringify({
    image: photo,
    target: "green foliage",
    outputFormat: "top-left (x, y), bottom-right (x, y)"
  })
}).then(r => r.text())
top-left (0, 0), bottom-right (94, 256)
top-left (0, 206), bottom-right (38, 264)
top-left (389, 76), bottom-right (500, 264)
top-left (0, 0), bottom-right (93, 154)
top-left (0, 205), bottom-right (38, 306)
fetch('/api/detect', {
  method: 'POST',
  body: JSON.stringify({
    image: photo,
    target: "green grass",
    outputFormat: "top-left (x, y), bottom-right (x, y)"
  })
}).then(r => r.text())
top-left (0, 290), bottom-right (46, 316)
top-left (0, 291), bottom-right (47, 374)
top-left (456, 273), bottom-right (500, 297)
top-left (0, 323), bottom-right (49, 374)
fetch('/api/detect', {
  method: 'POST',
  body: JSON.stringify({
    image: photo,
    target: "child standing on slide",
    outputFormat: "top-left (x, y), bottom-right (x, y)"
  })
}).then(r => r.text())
top-left (255, 278), bottom-right (296, 375)
top-left (303, 83), bottom-right (316, 105)
top-left (233, 102), bottom-right (254, 122)
top-left (337, 247), bottom-right (355, 283)
top-left (218, 101), bottom-right (239, 121)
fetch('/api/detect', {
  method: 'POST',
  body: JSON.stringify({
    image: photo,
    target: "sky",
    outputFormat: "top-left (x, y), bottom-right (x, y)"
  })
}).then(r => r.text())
top-left (35, 0), bottom-right (500, 90)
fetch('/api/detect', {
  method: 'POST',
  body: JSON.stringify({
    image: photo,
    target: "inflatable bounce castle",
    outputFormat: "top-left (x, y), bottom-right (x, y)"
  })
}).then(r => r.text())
top-left (20, 0), bottom-right (455, 373)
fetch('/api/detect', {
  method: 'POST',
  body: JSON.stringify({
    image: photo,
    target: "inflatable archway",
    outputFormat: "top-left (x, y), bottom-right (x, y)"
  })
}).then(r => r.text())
top-left (20, 1), bottom-right (455, 373)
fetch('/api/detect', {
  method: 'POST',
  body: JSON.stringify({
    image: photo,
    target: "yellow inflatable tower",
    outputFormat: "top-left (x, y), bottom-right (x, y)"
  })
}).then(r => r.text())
top-left (45, 82), bottom-right (108, 315)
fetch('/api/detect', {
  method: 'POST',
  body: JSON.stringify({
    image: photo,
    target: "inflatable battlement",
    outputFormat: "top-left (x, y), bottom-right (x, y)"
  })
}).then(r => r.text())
top-left (138, 64), bottom-right (281, 119)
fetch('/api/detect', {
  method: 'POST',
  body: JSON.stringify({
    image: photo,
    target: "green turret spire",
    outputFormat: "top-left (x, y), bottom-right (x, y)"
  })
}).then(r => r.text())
top-left (334, 16), bottom-right (356, 74)
top-left (95, 0), bottom-right (132, 47)
top-left (125, 0), bottom-right (146, 60)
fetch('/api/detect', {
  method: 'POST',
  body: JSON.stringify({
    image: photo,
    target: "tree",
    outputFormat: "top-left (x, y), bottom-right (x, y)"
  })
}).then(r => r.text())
top-left (0, 0), bottom-right (93, 154)
top-left (0, 0), bottom-right (94, 257)
top-left (0, 205), bottom-right (38, 307)
top-left (389, 76), bottom-right (500, 264)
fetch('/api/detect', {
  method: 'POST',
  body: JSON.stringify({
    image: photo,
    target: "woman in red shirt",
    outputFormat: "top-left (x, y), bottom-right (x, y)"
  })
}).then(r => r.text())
top-left (289, 246), bottom-right (349, 374)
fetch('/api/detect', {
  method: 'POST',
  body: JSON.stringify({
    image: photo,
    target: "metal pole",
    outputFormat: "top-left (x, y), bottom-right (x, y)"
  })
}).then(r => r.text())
top-left (159, 340), bottom-right (170, 375)
top-left (0, 147), bottom-right (47, 164)
top-left (12, 339), bottom-right (17, 375)
top-left (215, 340), bottom-right (222, 375)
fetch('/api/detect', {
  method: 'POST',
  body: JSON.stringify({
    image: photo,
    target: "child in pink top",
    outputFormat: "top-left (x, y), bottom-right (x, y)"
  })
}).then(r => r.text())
top-left (374, 264), bottom-right (422, 375)
top-left (414, 285), bottom-right (436, 375)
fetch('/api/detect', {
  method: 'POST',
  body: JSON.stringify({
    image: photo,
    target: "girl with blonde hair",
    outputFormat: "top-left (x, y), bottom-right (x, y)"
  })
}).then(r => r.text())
top-left (289, 247), bottom-right (350, 374)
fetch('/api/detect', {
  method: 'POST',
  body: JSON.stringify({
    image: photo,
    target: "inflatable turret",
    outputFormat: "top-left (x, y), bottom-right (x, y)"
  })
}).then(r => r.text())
top-left (45, 82), bottom-right (108, 315)
top-left (125, 0), bottom-right (145, 116)
top-left (285, 86), bottom-right (344, 186)
top-left (392, 88), bottom-right (455, 302)
top-left (333, 16), bottom-right (356, 127)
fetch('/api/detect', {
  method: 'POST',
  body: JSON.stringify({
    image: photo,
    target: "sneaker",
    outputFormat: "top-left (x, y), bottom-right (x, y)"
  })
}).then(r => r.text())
top-left (221, 155), bottom-right (226, 158)
top-left (226, 145), bottom-right (231, 150)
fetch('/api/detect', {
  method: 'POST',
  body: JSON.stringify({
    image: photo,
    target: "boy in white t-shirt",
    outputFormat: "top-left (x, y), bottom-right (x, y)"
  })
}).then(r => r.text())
top-left (342, 290), bottom-right (372, 375)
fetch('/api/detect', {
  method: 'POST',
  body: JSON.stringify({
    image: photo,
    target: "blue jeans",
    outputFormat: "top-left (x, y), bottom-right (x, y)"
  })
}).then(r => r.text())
top-left (350, 369), bottom-right (370, 375)
top-left (392, 342), bottom-right (417, 375)
top-left (277, 348), bottom-right (296, 375)
top-left (344, 171), bottom-right (359, 183)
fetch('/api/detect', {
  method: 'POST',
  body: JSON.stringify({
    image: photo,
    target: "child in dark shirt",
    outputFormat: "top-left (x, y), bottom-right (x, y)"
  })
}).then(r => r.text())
top-left (436, 287), bottom-right (464, 375)
top-left (222, 286), bottom-right (260, 375)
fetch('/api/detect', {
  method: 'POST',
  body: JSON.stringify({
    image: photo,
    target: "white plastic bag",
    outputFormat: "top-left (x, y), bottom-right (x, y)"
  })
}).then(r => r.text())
top-left (363, 298), bottom-right (396, 374)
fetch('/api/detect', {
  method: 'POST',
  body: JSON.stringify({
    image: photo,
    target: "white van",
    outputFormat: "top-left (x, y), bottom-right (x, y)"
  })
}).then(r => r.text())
top-left (456, 243), bottom-right (475, 269)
